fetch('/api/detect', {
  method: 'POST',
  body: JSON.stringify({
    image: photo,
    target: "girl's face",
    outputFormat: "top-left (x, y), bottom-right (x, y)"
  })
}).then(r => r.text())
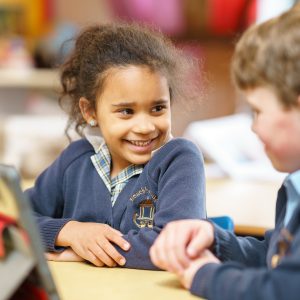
top-left (91, 65), bottom-right (171, 177)
top-left (245, 86), bottom-right (300, 173)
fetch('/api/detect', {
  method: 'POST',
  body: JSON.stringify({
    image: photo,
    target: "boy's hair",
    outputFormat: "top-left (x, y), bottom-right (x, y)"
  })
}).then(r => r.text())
top-left (232, 9), bottom-right (300, 108)
top-left (59, 23), bottom-right (199, 136)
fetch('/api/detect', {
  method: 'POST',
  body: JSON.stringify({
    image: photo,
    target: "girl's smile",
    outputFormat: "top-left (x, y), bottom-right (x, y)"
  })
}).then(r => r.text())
top-left (125, 138), bottom-right (158, 153)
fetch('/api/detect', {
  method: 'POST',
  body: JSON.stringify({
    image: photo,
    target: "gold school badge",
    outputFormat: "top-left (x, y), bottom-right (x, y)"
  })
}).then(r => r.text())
top-left (133, 199), bottom-right (155, 228)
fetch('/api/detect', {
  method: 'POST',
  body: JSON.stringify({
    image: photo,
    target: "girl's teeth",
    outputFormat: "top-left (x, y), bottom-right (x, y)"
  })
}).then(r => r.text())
top-left (130, 140), bottom-right (151, 146)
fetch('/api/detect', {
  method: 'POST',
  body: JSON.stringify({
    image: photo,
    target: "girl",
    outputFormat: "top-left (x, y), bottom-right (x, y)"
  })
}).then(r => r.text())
top-left (26, 23), bottom-right (206, 269)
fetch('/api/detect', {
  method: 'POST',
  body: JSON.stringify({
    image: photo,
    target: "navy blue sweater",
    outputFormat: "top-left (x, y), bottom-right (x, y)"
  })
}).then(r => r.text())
top-left (26, 138), bottom-right (206, 269)
top-left (191, 184), bottom-right (300, 300)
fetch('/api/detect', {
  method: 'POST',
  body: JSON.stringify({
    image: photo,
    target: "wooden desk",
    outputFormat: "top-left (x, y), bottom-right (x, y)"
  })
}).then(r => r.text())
top-left (48, 261), bottom-right (200, 300)
top-left (206, 178), bottom-right (281, 236)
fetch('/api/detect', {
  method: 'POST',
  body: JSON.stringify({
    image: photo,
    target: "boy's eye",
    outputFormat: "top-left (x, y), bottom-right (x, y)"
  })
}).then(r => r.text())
top-left (252, 109), bottom-right (260, 118)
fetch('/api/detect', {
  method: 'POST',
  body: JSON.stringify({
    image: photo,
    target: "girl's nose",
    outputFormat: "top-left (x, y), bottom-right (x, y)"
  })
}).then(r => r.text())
top-left (132, 117), bottom-right (156, 134)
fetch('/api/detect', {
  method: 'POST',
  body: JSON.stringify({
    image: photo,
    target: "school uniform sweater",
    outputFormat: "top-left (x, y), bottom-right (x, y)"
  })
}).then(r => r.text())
top-left (26, 137), bottom-right (206, 269)
top-left (191, 184), bottom-right (300, 300)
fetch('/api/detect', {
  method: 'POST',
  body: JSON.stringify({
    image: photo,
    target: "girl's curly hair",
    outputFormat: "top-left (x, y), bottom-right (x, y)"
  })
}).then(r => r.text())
top-left (59, 22), bottom-right (200, 136)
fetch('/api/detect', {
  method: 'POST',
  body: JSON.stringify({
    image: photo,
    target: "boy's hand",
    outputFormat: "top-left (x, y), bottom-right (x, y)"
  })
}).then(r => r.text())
top-left (56, 221), bottom-right (130, 267)
top-left (178, 250), bottom-right (220, 289)
top-left (150, 220), bottom-right (214, 273)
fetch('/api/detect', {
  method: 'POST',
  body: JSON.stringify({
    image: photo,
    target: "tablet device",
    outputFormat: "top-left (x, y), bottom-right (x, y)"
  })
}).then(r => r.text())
top-left (0, 164), bottom-right (60, 300)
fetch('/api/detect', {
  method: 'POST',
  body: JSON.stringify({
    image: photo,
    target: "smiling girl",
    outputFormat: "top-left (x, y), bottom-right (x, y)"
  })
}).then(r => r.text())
top-left (26, 23), bottom-right (206, 269)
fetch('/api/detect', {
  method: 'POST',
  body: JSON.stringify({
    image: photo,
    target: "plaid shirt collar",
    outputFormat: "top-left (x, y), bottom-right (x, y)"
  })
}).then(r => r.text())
top-left (85, 126), bottom-right (172, 205)
top-left (90, 142), bottom-right (144, 194)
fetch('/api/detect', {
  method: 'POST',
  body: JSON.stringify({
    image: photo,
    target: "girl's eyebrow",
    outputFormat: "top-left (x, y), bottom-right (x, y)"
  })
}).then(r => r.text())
top-left (112, 102), bottom-right (135, 107)
top-left (112, 99), bottom-right (169, 107)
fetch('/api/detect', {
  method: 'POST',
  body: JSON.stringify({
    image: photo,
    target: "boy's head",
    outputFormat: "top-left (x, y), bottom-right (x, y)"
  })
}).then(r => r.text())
top-left (232, 9), bottom-right (300, 108)
top-left (232, 9), bottom-right (300, 173)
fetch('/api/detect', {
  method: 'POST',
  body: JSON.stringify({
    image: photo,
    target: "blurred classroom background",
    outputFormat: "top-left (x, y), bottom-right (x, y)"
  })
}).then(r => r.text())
top-left (0, 0), bottom-right (296, 179)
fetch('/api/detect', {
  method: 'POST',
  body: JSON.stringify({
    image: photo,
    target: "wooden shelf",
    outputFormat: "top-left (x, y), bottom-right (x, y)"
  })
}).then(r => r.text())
top-left (0, 69), bottom-right (60, 89)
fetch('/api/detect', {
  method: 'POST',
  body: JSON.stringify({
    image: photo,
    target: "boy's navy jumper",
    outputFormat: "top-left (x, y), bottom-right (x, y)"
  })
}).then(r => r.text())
top-left (191, 183), bottom-right (300, 300)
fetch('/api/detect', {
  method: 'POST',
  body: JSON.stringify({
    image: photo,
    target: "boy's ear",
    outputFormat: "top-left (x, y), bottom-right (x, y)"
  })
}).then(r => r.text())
top-left (79, 97), bottom-right (97, 124)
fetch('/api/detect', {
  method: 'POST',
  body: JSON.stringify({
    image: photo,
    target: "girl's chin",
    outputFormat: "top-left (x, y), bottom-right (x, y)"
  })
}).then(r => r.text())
top-left (130, 152), bottom-right (152, 164)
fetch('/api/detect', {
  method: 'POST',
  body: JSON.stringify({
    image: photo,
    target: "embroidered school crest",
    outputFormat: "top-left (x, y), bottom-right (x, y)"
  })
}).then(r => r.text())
top-left (133, 199), bottom-right (155, 228)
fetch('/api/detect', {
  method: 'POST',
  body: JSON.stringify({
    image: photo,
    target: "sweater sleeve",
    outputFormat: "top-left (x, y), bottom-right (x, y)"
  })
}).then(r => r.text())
top-left (190, 245), bottom-right (300, 300)
top-left (25, 140), bottom-right (92, 252)
top-left (213, 224), bottom-right (270, 266)
top-left (119, 138), bottom-right (206, 269)
top-left (190, 221), bottom-right (300, 300)
top-left (25, 154), bottom-right (72, 252)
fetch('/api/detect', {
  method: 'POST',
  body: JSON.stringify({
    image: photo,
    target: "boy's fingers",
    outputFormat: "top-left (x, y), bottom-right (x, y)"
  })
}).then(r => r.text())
top-left (187, 233), bottom-right (209, 258)
top-left (151, 235), bottom-right (170, 270)
top-left (163, 228), bottom-right (190, 272)
top-left (187, 222), bottom-right (214, 258)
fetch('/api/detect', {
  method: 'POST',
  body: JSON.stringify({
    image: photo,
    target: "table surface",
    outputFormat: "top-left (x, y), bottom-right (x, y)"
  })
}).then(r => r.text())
top-left (49, 261), bottom-right (201, 300)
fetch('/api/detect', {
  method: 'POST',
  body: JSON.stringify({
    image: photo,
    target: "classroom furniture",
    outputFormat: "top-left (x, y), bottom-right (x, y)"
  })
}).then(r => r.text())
top-left (0, 69), bottom-right (59, 89)
top-left (206, 178), bottom-right (281, 236)
top-left (209, 215), bottom-right (234, 231)
top-left (48, 261), bottom-right (201, 300)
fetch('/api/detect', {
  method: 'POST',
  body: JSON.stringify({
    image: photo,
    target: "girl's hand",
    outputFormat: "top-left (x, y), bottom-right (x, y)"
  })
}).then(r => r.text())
top-left (46, 248), bottom-right (84, 262)
top-left (56, 221), bottom-right (131, 267)
top-left (179, 250), bottom-right (220, 289)
top-left (150, 220), bottom-right (214, 273)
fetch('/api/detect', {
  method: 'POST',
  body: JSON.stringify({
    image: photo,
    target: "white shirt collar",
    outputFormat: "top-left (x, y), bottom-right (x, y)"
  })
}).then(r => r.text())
top-left (285, 169), bottom-right (300, 196)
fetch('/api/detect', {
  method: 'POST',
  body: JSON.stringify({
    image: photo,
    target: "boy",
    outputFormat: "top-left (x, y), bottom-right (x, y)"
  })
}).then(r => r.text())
top-left (150, 7), bottom-right (300, 299)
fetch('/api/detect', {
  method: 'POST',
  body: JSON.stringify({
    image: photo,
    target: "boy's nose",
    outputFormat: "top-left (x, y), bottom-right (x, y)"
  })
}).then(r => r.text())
top-left (251, 121), bottom-right (257, 134)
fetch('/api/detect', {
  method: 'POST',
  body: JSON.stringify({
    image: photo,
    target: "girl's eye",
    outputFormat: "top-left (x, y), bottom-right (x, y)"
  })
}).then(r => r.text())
top-left (152, 105), bottom-right (166, 113)
top-left (118, 108), bottom-right (133, 115)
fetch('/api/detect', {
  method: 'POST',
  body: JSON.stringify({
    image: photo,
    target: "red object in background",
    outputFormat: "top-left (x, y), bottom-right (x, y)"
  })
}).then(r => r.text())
top-left (108, 0), bottom-right (186, 36)
top-left (43, 0), bottom-right (54, 22)
top-left (0, 212), bottom-right (30, 258)
top-left (0, 212), bottom-right (17, 258)
top-left (11, 281), bottom-right (49, 300)
top-left (207, 0), bottom-right (257, 36)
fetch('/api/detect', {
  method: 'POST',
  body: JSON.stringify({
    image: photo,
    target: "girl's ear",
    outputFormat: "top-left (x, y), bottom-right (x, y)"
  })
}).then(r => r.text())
top-left (79, 97), bottom-right (98, 126)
